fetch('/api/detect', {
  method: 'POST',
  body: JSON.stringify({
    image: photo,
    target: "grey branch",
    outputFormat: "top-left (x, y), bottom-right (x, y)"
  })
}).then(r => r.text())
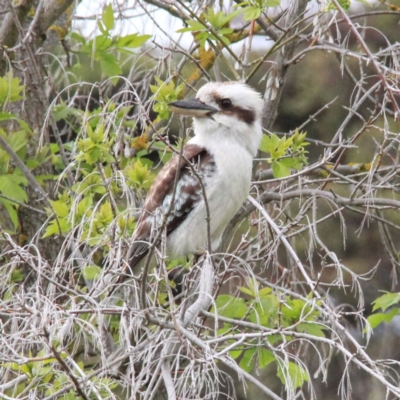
top-left (0, 134), bottom-right (49, 202)
top-left (262, 0), bottom-right (309, 129)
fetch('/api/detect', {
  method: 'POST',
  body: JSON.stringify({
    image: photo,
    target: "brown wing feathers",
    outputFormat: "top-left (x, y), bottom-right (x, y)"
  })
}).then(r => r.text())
top-left (127, 144), bottom-right (215, 272)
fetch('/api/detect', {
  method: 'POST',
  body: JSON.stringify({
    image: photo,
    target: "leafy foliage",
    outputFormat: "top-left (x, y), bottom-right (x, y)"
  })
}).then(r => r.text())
top-left (42, 100), bottom-right (155, 244)
top-left (213, 280), bottom-right (322, 388)
top-left (259, 130), bottom-right (308, 178)
top-left (236, 0), bottom-right (280, 21)
top-left (3, 348), bottom-right (118, 399)
top-left (277, 361), bottom-right (309, 389)
top-left (150, 76), bottom-right (185, 120)
top-left (0, 72), bottom-right (24, 106)
top-left (0, 74), bottom-right (44, 229)
top-left (76, 123), bottom-right (115, 165)
top-left (178, 8), bottom-right (241, 46)
top-left (69, 5), bottom-right (151, 84)
top-left (366, 292), bottom-right (400, 330)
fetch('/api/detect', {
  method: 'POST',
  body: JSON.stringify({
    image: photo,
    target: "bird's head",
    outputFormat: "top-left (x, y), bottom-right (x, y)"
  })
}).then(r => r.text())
top-left (169, 81), bottom-right (264, 156)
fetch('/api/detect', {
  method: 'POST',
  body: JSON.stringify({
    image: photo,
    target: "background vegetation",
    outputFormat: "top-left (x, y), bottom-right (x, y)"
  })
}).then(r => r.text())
top-left (0, 0), bottom-right (400, 399)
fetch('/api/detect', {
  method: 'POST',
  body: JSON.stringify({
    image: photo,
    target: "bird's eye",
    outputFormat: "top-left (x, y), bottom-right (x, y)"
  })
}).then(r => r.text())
top-left (220, 98), bottom-right (232, 108)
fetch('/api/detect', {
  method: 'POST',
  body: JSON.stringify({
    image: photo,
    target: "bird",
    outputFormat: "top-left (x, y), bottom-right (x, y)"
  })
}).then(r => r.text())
top-left (127, 81), bottom-right (264, 275)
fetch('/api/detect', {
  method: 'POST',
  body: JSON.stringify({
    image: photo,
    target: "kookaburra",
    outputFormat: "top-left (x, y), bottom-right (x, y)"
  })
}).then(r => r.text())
top-left (128, 81), bottom-right (264, 272)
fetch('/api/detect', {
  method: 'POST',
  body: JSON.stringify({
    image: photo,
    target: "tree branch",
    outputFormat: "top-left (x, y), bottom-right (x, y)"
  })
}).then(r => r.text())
top-left (262, 0), bottom-right (309, 129)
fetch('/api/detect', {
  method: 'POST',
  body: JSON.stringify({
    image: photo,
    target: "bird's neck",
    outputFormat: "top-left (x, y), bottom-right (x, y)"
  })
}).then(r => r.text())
top-left (191, 118), bottom-right (262, 157)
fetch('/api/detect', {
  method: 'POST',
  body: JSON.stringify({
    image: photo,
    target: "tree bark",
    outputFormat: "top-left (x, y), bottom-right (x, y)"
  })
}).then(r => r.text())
top-left (0, 0), bottom-right (75, 261)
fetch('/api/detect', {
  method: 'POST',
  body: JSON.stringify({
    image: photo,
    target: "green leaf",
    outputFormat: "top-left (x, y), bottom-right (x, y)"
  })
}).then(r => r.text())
top-left (100, 53), bottom-right (122, 77)
top-left (229, 349), bottom-right (243, 360)
top-left (95, 201), bottom-right (113, 225)
top-left (243, 6), bottom-right (261, 21)
top-left (372, 292), bottom-right (400, 312)
top-left (77, 196), bottom-right (93, 218)
top-left (17, 118), bottom-right (31, 133)
top-left (117, 33), bottom-right (151, 49)
top-left (259, 134), bottom-right (273, 153)
top-left (0, 72), bottom-right (24, 105)
top-left (124, 159), bottom-right (154, 190)
top-left (279, 157), bottom-right (302, 170)
top-left (214, 295), bottom-right (247, 319)
top-left (259, 296), bottom-right (279, 314)
top-left (11, 267), bottom-right (24, 283)
top-left (218, 323), bottom-right (231, 337)
top-left (291, 129), bottom-right (308, 147)
top-left (272, 161), bottom-right (291, 178)
top-left (97, 20), bottom-right (108, 36)
top-left (259, 287), bottom-right (273, 298)
top-left (76, 124), bottom-right (114, 165)
top-left (218, 27), bottom-right (234, 36)
top-left (0, 111), bottom-right (17, 122)
top-left (102, 4), bottom-right (114, 31)
top-left (177, 20), bottom-right (205, 33)
top-left (261, 132), bottom-right (308, 178)
top-left (0, 174), bottom-right (28, 202)
top-left (258, 348), bottom-right (275, 369)
top-left (93, 35), bottom-right (113, 51)
top-left (151, 77), bottom-right (184, 120)
top-left (277, 361), bottom-right (309, 388)
top-left (72, 173), bottom-right (106, 195)
top-left (367, 308), bottom-right (399, 330)
top-left (82, 265), bottom-right (102, 280)
top-left (42, 218), bottom-right (71, 238)
top-left (177, 8), bottom-right (239, 45)
top-left (70, 32), bottom-right (85, 44)
top-left (282, 299), bottom-right (306, 321)
top-left (50, 200), bottom-right (69, 218)
top-left (264, 0), bottom-right (280, 6)
top-left (238, 286), bottom-right (255, 297)
top-left (153, 102), bottom-right (169, 120)
top-left (248, 278), bottom-right (260, 294)
top-left (0, 199), bottom-right (18, 229)
top-left (297, 322), bottom-right (325, 337)
top-left (7, 130), bottom-right (27, 153)
top-left (239, 348), bottom-right (256, 372)
top-left (249, 297), bottom-right (279, 327)
top-left (205, 8), bottom-right (241, 28)
top-left (42, 221), bottom-right (59, 238)
top-left (52, 104), bottom-right (78, 122)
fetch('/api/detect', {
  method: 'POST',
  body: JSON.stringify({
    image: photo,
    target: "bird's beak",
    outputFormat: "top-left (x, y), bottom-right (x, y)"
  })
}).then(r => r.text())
top-left (168, 98), bottom-right (218, 117)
